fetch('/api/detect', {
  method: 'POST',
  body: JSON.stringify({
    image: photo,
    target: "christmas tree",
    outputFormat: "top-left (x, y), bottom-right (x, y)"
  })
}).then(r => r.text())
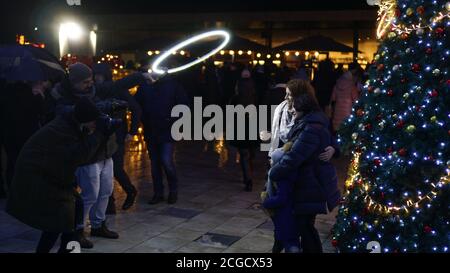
top-left (332, 0), bottom-right (450, 253)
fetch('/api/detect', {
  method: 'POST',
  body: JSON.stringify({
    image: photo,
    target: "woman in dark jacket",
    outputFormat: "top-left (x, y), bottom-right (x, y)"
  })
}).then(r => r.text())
top-left (269, 79), bottom-right (340, 253)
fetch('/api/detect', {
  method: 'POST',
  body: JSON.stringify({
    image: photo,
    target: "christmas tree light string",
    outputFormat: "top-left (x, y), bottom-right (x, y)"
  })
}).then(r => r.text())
top-left (343, 152), bottom-right (450, 215)
top-left (376, 0), bottom-right (450, 39)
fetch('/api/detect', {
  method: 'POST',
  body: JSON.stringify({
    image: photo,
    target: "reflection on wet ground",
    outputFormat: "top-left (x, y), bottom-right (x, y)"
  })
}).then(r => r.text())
top-left (0, 140), bottom-right (349, 253)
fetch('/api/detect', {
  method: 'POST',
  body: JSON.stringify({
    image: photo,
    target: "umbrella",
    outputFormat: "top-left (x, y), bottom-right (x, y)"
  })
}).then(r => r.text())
top-left (274, 35), bottom-right (359, 53)
top-left (0, 44), bottom-right (66, 81)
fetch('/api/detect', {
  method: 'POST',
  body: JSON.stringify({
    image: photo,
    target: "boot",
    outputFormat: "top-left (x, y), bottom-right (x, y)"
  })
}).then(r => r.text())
top-left (148, 194), bottom-right (164, 205)
top-left (122, 187), bottom-right (137, 210)
top-left (75, 229), bottom-right (94, 249)
top-left (167, 192), bottom-right (178, 205)
top-left (244, 180), bottom-right (253, 192)
top-left (90, 221), bottom-right (119, 239)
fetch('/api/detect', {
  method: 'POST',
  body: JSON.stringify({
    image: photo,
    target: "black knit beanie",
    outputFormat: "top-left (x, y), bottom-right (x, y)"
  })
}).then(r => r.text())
top-left (74, 97), bottom-right (100, 123)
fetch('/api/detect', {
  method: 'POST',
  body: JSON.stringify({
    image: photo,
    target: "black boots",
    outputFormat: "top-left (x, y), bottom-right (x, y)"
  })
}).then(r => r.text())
top-left (122, 187), bottom-right (137, 210)
top-left (90, 221), bottom-right (119, 239)
top-left (244, 179), bottom-right (253, 192)
top-left (148, 195), bottom-right (164, 205)
top-left (167, 192), bottom-right (178, 205)
top-left (75, 229), bottom-right (94, 249)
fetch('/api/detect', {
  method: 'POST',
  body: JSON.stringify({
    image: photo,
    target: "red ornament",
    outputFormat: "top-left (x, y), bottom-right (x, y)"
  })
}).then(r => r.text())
top-left (435, 27), bottom-right (445, 37)
top-left (395, 8), bottom-right (401, 17)
top-left (416, 6), bottom-right (425, 15)
top-left (415, 105), bottom-right (422, 112)
top-left (368, 86), bottom-right (374, 93)
top-left (387, 89), bottom-right (394, 96)
top-left (424, 226), bottom-right (432, 233)
top-left (396, 120), bottom-right (405, 128)
top-left (332, 240), bottom-right (338, 247)
top-left (411, 64), bottom-right (421, 73)
top-left (380, 192), bottom-right (385, 199)
top-left (430, 90), bottom-right (438, 97)
top-left (365, 123), bottom-right (372, 130)
top-left (401, 33), bottom-right (409, 40)
top-left (447, 79), bottom-right (450, 86)
top-left (387, 147), bottom-right (393, 154)
top-left (357, 109), bottom-right (365, 117)
top-left (374, 159), bottom-right (381, 166)
top-left (448, 130), bottom-right (450, 136)
top-left (377, 64), bottom-right (385, 71)
top-left (362, 207), bottom-right (370, 215)
top-left (398, 148), bottom-right (407, 157)
top-left (425, 47), bottom-right (432, 55)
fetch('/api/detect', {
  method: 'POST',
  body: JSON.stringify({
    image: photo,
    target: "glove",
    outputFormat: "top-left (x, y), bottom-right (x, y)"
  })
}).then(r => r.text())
top-left (96, 115), bottom-right (117, 137)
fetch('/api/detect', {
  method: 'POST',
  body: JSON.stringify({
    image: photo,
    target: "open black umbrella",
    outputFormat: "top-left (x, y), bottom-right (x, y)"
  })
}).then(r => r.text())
top-left (0, 44), bottom-right (66, 81)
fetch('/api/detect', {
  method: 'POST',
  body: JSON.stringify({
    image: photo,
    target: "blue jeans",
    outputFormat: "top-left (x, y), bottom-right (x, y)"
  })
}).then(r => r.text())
top-left (146, 141), bottom-right (178, 196)
top-left (76, 158), bottom-right (114, 229)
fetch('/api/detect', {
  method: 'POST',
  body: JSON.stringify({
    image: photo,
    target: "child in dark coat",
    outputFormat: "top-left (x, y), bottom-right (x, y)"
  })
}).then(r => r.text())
top-left (261, 142), bottom-right (300, 253)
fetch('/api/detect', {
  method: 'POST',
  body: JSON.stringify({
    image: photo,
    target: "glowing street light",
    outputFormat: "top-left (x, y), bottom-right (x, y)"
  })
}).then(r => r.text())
top-left (60, 22), bottom-right (83, 41)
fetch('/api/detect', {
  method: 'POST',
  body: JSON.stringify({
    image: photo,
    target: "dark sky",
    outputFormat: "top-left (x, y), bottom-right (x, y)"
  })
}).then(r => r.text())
top-left (0, 0), bottom-right (375, 45)
top-left (2, 0), bottom-right (374, 15)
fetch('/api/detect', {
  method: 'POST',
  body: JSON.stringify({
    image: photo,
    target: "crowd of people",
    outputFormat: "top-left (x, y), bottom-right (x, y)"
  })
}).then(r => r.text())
top-left (1, 51), bottom-right (365, 253)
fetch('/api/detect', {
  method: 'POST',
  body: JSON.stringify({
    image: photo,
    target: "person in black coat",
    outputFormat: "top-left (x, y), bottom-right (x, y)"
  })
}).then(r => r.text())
top-left (6, 98), bottom-right (108, 253)
top-left (1, 80), bottom-right (51, 190)
top-left (313, 59), bottom-right (337, 113)
top-left (228, 69), bottom-right (260, 192)
top-left (135, 73), bottom-right (188, 205)
top-left (269, 79), bottom-right (341, 253)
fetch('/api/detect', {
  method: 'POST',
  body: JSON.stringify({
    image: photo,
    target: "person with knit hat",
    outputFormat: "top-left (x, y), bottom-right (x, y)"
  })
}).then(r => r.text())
top-left (49, 62), bottom-right (153, 247)
top-left (6, 97), bottom-right (106, 253)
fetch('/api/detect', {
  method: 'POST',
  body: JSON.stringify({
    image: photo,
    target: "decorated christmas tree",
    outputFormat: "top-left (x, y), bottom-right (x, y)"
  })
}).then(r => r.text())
top-left (332, 0), bottom-right (450, 253)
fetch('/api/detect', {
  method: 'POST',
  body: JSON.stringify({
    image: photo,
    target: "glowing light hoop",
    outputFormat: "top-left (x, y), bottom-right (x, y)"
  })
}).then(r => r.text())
top-left (151, 30), bottom-right (230, 74)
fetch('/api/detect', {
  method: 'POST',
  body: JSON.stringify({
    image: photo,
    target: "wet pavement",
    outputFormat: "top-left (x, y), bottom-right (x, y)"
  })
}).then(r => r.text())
top-left (0, 140), bottom-right (349, 253)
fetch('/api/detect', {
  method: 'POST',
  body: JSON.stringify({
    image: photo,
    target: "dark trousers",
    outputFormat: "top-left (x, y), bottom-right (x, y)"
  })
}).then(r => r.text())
top-left (146, 141), bottom-right (178, 196)
top-left (112, 143), bottom-right (135, 194)
top-left (37, 193), bottom-right (83, 253)
top-left (36, 232), bottom-right (75, 253)
top-left (296, 214), bottom-right (323, 253)
top-left (238, 147), bottom-right (255, 182)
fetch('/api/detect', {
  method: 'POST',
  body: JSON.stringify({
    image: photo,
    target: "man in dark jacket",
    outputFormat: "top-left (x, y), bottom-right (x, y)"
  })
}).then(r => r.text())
top-left (93, 63), bottom-right (141, 212)
top-left (53, 62), bottom-right (151, 247)
top-left (6, 98), bottom-right (106, 253)
top-left (135, 73), bottom-right (188, 205)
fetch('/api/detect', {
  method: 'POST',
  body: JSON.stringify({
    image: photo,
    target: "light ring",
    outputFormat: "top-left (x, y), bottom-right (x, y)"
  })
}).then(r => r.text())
top-left (151, 30), bottom-right (230, 74)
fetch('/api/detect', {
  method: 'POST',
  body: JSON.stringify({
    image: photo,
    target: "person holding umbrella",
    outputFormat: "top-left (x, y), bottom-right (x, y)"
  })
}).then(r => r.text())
top-left (0, 45), bottom-right (66, 193)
